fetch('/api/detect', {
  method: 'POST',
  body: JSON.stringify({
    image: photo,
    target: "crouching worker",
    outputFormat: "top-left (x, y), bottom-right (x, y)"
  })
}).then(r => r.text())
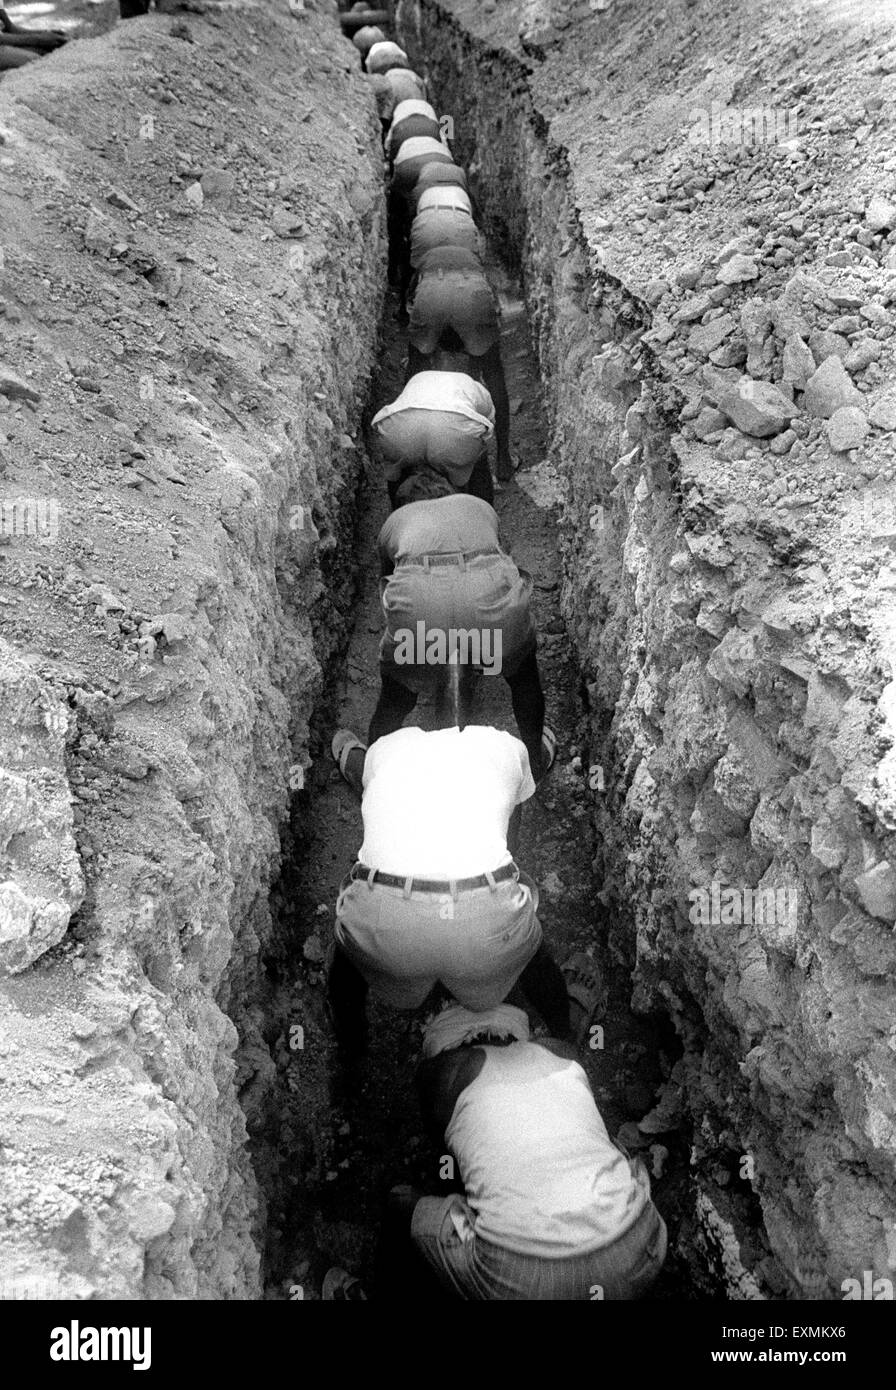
top-left (383, 1002), bottom-right (668, 1301)
top-left (351, 24), bottom-right (386, 65)
top-left (370, 467), bottom-right (556, 781)
top-left (365, 39), bottom-right (411, 75)
top-left (386, 100), bottom-right (442, 165)
top-left (371, 369), bottom-right (497, 506)
top-left (407, 246), bottom-right (514, 480)
top-left (370, 67), bottom-right (429, 137)
top-left (326, 723), bottom-right (571, 1058)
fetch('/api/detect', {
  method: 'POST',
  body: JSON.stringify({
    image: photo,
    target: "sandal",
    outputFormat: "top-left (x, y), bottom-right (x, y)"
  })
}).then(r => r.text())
top-left (322, 1267), bottom-right (368, 1301)
top-left (561, 951), bottom-right (607, 1046)
top-left (331, 728), bottom-right (367, 784)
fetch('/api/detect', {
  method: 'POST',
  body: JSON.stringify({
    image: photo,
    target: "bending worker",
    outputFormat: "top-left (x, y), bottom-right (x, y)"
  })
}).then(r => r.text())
top-left (387, 100), bottom-right (442, 166)
top-left (371, 66), bottom-right (429, 133)
top-left (384, 1002), bottom-right (668, 1301)
top-left (326, 721), bottom-right (571, 1059)
top-left (407, 244), bottom-right (513, 480)
top-left (366, 39), bottom-right (412, 75)
top-left (368, 466), bottom-right (555, 780)
top-left (372, 368), bottom-right (497, 506)
top-left (352, 24), bottom-right (385, 64)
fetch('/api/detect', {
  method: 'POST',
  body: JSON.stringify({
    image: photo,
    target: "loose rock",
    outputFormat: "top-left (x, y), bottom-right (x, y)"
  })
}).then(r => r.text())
top-left (803, 356), bottom-right (864, 418)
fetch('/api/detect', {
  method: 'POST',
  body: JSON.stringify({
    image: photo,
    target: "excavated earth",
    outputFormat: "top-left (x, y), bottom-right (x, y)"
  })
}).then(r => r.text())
top-left (2, 0), bottom-right (895, 1304)
top-left (0, 0), bottom-right (385, 1299)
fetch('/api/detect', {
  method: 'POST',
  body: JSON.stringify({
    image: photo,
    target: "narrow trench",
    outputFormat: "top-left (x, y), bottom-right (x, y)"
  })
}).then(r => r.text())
top-left (253, 223), bottom-right (702, 1297)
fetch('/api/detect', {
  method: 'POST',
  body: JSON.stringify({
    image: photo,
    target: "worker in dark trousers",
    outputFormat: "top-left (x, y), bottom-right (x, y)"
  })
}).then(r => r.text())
top-left (375, 1000), bottom-right (668, 1300)
top-left (326, 722), bottom-right (571, 1059)
top-left (369, 467), bottom-right (556, 780)
top-left (407, 245), bottom-right (514, 480)
top-left (371, 369), bottom-right (497, 505)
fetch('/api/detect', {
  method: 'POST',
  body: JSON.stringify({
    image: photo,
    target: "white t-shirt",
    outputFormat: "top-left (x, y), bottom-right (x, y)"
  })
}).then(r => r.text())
top-left (372, 371), bottom-right (494, 433)
top-left (447, 1044), bottom-right (651, 1256)
top-left (359, 726), bottom-right (535, 877)
top-left (366, 40), bottom-right (409, 74)
top-left (391, 99), bottom-right (438, 128)
top-left (394, 135), bottom-right (449, 168)
top-left (416, 185), bottom-right (473, 216)
top-left (386, 102), bottom-right (440, 158)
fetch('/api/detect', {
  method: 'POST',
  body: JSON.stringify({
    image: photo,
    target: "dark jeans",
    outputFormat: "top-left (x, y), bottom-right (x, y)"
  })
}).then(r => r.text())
top-left (368, 649), bottom-right (545, 777)
top-left (328, 937), bottom-right (570, 1049)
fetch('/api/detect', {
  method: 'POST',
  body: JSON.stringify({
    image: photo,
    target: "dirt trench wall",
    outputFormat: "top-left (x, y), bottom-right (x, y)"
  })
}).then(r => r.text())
top-left (0, 2), bottom-right (384, 1298)
top-left (401, 0), bottom-right (896, 1298)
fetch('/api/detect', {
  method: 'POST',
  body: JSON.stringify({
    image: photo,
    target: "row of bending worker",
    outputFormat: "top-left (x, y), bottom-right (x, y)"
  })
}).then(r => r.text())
top-left (317, 14), bottom-right (668, 1303)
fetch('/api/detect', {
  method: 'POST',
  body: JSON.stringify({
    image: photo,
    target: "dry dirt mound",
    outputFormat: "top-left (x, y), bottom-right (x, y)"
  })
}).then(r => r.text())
top-left (405, 0), bottom-right (896, 1297)
top-left (0, 0), bottom-right (385, 1298)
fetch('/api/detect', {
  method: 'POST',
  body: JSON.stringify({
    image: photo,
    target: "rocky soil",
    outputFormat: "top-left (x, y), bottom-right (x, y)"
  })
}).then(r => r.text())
top-left (0, 0), bottom-right (385, 1298)
top-left (401, 0), bottom-right (896, 1298)
top-left (3, 0), bottom-right (894, 1305)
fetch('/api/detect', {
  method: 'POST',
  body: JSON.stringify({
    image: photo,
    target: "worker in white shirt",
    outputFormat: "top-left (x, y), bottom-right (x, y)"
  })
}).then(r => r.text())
top-left (372, 370), bottom-right (497, 505)
top-left (377, 1001), bottom-right (668, 1300)
top-left (391, 134), bottom-right (454, 198)
top-left (369, 467), bottom-right (556, 781)
top-left (366, 39), bottom-right (412, 75)
top-left (387, 100), bottom-right (442, 164)
top-left (326, 723), bottom-right (571, 1058)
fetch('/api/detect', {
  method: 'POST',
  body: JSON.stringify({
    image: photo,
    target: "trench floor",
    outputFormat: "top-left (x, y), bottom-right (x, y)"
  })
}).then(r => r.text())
top-left (262, 255), bottom-right (698, 1301)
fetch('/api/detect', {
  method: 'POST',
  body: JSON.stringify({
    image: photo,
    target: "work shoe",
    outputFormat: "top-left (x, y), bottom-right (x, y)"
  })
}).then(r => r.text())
top-left (562, 951), bottom-right (607, 1048)
top-left (331, 728), bottom-right (367, 790)
top-left (536, 725), bottom-right (557, 781)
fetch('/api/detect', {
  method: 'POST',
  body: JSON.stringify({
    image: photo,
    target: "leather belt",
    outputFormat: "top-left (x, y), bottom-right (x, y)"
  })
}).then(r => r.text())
top-left (350, 861), bottom-right (518, 894)
top-left (397, 548), bottom-right (501, 568)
